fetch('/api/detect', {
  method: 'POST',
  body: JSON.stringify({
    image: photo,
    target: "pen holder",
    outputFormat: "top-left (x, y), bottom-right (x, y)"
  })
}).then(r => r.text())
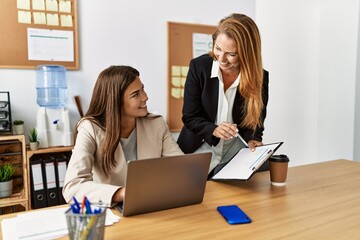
top-left (65, 206), bottom-right (106, 240)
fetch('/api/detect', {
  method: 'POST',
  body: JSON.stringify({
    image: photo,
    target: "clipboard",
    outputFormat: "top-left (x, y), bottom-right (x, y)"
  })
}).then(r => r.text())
top-left (212, 142), bottom-right (283, 181)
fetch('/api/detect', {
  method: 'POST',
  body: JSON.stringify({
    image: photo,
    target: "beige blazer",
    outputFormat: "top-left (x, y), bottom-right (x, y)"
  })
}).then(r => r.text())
top-left (63, 115), bottom-right (183, 206)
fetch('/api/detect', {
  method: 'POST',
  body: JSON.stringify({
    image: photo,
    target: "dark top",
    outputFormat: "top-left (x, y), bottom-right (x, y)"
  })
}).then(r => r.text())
top-left (177, 54), bottom-right (269, 153)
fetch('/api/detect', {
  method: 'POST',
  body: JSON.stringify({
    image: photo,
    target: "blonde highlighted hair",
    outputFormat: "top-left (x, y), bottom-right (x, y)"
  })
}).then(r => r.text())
top-left (211, 13), bottom-right (264, 130)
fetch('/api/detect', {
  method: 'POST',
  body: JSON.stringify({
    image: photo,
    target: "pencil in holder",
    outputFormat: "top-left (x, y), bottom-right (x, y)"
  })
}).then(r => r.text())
top-left (65, 205), bottom-right (106, 240)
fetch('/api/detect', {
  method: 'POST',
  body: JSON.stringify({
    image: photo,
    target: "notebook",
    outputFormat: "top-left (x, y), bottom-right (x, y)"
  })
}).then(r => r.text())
top-left (115, 152), bottom-right (212, 217)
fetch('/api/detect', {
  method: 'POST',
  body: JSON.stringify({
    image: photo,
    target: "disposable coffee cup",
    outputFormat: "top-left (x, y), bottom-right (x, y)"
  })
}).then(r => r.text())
top-left (269, 154), bottom-right (289, 186)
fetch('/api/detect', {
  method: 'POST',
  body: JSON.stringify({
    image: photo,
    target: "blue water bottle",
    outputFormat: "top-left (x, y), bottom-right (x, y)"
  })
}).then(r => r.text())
top-left (36, 65), bottom-right (67, 108)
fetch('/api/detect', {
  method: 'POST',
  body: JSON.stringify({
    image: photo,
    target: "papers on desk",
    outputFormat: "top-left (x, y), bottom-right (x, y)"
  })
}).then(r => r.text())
top-left (212, 142), bottom-right (283, 181)
top-left (1, 207), bottom-right (121, 240)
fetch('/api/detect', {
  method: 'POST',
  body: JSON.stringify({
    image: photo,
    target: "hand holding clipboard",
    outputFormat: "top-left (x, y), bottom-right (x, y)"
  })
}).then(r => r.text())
top-left (212, 142), bottom-right (283, 181)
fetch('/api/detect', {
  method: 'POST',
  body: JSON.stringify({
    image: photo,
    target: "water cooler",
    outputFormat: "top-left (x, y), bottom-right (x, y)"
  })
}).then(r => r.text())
top-left (36, 65), bottom-right (73, 148)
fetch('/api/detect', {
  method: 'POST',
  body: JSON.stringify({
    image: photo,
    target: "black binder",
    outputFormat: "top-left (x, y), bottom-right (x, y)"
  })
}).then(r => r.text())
top-left (53, 153), bottom-right (68, 204)
top-left (30, 157), bottom-right (47, 209)
top-left (41, 155), bottom-right (59, 207)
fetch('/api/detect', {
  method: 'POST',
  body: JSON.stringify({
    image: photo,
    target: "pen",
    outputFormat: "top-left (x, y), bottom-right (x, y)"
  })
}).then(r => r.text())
top-left (80, 215), bottom-right (99, 240)
top-left (71, 204), bottom-right (80, 214)
top-left (93, 208), bottom-right (102, 214)
top-left (235, 133), bottom-right (248, 147)
top-left (71, 196), bottom-right (80, 214)
top-left (73, 196), bottom-right (80, 207)
top-left (85, 197), bottom-right (93, 214)
top-left (81, 196), bottom-right (87, 214)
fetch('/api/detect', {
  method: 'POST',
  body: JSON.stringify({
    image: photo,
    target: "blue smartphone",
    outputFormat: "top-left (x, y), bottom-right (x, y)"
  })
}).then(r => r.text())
top-left (217, 205), bottom-right (252, 224)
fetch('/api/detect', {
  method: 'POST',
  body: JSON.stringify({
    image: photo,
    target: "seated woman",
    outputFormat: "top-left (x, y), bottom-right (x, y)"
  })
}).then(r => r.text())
top-left (63, 65), bottom-right (183, 207)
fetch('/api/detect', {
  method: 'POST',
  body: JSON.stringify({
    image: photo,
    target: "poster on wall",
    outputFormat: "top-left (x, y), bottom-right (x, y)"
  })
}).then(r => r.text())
top-left (27, 28), bottom-right (74, 62)
top-left (192, 33), bottom-right (213, 58)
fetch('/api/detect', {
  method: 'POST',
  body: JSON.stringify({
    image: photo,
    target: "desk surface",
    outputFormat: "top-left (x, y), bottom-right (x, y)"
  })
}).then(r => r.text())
top-left (1, 159), bottom-right (360, 239)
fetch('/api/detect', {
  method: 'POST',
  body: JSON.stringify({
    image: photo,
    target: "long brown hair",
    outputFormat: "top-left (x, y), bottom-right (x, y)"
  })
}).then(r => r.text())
top-left (82, 65), bottom-right (140, 176)
top-left (211, 13), bottom-right (264, 130)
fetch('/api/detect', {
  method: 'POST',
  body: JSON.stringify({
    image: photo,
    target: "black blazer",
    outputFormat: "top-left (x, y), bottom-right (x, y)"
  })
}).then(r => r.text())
top-left (177, 54), bottom-right (269, 153)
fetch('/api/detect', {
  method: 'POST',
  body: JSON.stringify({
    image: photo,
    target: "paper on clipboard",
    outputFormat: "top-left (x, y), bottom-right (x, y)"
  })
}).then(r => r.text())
top-left (212, 142), bottom-right (283, 181)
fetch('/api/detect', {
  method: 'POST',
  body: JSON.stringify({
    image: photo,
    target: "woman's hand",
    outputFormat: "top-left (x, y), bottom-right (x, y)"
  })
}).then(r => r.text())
top-left (213, 122), bottom-right (238, 140)
top-left (248, 140), bottom-right (263, 152)
top-left (112, 187), bottom-right (126, 203)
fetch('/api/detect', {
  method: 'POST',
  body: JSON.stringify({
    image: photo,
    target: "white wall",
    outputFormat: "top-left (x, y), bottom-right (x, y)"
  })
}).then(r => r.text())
top-left (355, 2), bottom-right (360, 162)
top-left (1, 0), bottom-right (359, 167)
top-left (256, 0), bottom-right (359, 166)
top-left (0, 0), bottom-right (254, 138)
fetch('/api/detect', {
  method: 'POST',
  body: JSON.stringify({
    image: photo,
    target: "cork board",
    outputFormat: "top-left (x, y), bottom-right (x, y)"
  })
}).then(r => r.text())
top-left (167, 22), bottom-right (216, 131)
top-left (0, 0), bottom-right (79, 70)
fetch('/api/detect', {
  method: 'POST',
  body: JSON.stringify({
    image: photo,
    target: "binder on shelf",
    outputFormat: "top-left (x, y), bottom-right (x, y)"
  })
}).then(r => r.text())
top-left (41, 155), bottom-right (59, 207)
top-left (53, 153), bottom-right (68, 205)
top-left (30, 157), bottom-right (47, 209)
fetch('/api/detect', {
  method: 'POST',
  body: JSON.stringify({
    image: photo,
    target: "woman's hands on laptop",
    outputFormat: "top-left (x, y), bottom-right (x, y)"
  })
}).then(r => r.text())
top-left (112, 187), bottom-right (126, 203)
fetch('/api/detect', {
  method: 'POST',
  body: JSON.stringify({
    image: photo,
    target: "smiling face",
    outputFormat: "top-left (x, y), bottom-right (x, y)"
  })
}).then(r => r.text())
top-left (121, 76), bottom-right (149, 120)
top-left (213, 33), bottom-right (240, 73)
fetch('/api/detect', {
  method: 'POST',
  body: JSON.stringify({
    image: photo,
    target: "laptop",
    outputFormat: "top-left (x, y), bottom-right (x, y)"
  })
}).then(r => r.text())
top-left (114, 152), bottom-right (212, 217)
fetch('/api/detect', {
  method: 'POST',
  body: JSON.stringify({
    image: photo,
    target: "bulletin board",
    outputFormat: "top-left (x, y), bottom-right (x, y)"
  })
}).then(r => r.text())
top-left (167, 22), bottom-right (217, 131)
top-left (0, 0), bottom-right (79, 70)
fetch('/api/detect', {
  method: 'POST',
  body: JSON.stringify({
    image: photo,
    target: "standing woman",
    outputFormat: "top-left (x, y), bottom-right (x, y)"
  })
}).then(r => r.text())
top-left (177, 13), bottom-right (269, 175)
top-left (63, 65), bottom-right (183, 206)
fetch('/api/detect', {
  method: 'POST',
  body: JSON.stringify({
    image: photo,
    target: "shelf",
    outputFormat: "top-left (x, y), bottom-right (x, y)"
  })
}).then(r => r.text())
top-left (27, 145), bottom-right (73, 158)
top-left (0, 192), bottom-right (28, 209)
top-left (0, 151), bottom-right (22, 156)
top-left (27, 145), bottom-right (73, 210)
top-left (0, 135), bottom-right (74, 212)
top-left (0, 135), bottom-right (29, 212)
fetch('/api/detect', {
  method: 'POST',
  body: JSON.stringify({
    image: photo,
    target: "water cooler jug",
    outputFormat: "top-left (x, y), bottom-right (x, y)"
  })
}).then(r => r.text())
top-left (36, 65), bottom-right (73, 148)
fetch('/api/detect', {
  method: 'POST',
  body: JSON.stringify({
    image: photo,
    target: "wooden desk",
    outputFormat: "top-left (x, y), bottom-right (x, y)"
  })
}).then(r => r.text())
top-left (1, 159), bottom-right (360, 239)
